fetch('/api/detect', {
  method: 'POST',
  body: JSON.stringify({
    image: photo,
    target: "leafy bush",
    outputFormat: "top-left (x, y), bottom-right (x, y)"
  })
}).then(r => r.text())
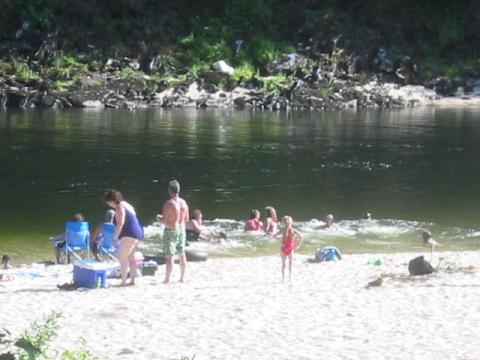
top-left (231, 62), bottom-right (256, 82)
top-left (0, 312), bottom-right (98, 360)
top-left (0, 60), bottom-right (14, 76)
top-left (238, 35), bottom-right (280, 69)
top-left (177, 18), bottom-right (233, 68)
top-left (15, 312), bottom-right (59, 359)
top-left (258, 74), bottom-right (290, 94)
top-left (51, 55), bottom-right (89, 80)
top-left (11, 59), bottom-right (40, 82)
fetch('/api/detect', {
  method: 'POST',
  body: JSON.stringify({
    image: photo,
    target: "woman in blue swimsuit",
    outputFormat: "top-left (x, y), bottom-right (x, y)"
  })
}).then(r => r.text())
top-left (104, 190), bottom-right (143, 286)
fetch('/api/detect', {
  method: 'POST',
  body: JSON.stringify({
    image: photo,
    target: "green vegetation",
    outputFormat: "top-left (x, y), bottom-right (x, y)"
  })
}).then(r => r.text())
top-left (258, 74), bottom-right (290, 94)
top-left (0, 1), bottom-right (479, 83)
top-left (0, 312), bottom-right (98, 360)
top-left (231, 62), bottom-right (256, 82)
top-left (11, 59), bottom-right (40, 82)
top-left (51, 55), bottom-right (89, 79)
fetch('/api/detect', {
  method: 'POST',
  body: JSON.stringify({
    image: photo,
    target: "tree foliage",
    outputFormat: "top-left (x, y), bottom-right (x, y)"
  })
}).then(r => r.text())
top-left (0, 0), bottom-right (479, 76)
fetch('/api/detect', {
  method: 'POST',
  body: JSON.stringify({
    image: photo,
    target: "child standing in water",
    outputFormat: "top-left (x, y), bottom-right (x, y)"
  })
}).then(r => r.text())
top-left (276, 216), bottom-right (303, 283)
top-left (422, 230), bottom-right (440, 262)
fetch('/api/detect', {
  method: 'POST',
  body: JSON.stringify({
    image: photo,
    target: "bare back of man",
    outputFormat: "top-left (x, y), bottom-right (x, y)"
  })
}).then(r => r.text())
top-left (162, 199), bottom-right (181, 230)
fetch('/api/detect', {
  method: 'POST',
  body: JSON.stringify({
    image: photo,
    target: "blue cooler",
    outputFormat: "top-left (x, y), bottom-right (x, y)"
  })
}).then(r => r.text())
top-left (73, 260), bottom-right (107, 288)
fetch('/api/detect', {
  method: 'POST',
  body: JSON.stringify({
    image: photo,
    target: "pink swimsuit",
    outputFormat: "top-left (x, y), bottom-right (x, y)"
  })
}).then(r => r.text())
top-left (281, 227), bottom-right (295, 255)
top-left (245, 219), bottom-right (263, 231)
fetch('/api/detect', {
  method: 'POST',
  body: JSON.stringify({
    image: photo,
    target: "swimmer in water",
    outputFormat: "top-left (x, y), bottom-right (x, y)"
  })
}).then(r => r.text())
top-left (362, 212), bottom-right (373, 223)
top-left (244, 209), bottom-right (264, 232)
top-left (186, 209), bottom-right (228, 243)
top-left (2, 255), bottom-right (11, 269)
top-left (318, 214), bottom-right (337, 230)
top-left (264, 206), bottom-right (279, 235)
top-left (422, 231), bottom-right (440, 262)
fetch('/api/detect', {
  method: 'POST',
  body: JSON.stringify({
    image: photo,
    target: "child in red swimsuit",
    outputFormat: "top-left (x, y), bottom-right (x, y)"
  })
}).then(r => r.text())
top-left (276, 216), bottom-right (303, 283)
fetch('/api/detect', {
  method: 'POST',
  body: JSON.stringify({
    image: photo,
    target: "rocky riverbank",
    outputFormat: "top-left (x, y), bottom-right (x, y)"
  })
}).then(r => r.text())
top-left (1, 53), bottom-right (479, 111)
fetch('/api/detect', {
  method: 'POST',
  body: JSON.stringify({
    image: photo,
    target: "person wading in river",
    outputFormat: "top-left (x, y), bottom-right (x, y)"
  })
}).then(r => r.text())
top-left (157, 180), bottom-right (189, 283)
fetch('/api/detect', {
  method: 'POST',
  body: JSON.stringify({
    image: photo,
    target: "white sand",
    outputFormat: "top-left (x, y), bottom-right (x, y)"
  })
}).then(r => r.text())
top-left (434, 96), bottom-right (480, 107)
top-left (1, 251), bottom-right (479, 360)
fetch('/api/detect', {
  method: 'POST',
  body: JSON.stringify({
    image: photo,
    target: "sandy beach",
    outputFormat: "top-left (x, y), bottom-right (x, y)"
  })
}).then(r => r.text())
top-left (433, 96), bottom-right (480, 107)
top-left (1, 251), bottom-right (479, 360)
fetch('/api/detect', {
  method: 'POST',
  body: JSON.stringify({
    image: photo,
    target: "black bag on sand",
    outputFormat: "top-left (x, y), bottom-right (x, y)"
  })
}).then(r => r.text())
top-left (408, 256), bottom-right (436, 276)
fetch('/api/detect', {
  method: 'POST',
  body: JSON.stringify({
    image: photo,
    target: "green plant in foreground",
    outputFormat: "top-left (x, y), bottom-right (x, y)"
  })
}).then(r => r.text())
top-left (59, 339), bottom-right (98, 360)
top-left (15, 312), bottom-right (60, 359)
top-left (0, 312), bottom-right (98, 360)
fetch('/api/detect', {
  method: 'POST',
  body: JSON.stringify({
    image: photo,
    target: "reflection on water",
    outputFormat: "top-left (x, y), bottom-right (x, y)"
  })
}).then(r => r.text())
top-left (1, 107), bottom-right (480, 261)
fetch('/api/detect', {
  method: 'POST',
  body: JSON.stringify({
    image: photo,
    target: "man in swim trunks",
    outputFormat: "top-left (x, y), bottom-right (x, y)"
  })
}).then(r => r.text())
top-left (158, 180), bottom-right (189, 283)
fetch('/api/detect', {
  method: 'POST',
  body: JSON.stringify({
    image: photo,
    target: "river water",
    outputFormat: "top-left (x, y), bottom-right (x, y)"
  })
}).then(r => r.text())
top-left (1, 107), bottom-right (479, 261)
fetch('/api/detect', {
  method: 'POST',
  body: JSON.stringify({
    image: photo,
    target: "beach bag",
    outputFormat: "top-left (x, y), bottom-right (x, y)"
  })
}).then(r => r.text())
top-left (314, 247), bottom-right (342, 262)
top-left (408, 256), bottom-right (435, 276)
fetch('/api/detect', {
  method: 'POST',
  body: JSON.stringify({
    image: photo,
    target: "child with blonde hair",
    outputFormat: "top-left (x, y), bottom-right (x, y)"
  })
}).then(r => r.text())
top-left (264, 206), bottom-right (278, 234)
top-left (276, 216), bottom-right (303, 283)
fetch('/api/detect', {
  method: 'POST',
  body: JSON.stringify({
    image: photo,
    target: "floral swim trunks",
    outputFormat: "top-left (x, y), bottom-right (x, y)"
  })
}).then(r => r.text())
top-left (163, 228), bottom-right (185, 256)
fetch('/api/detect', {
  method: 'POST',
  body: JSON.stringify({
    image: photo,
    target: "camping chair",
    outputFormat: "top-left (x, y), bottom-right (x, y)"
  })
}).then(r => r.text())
top-left (64, 221), bottom-right (90, 262)
top-left (99, 223), bottom-right (118, 260)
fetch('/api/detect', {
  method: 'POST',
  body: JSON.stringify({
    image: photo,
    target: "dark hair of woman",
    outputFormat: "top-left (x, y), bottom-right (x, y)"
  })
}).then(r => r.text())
top-left (104, 190), bottom-right (123, 204)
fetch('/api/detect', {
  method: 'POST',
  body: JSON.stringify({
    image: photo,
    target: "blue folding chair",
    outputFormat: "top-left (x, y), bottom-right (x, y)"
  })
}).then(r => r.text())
top-left (64, 221), bottom-right (90, 262)
top-left (99, 223), bottom-right (118, 260)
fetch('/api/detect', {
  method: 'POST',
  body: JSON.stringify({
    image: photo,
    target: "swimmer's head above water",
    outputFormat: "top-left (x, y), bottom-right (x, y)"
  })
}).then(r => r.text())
top-left (422, 230), bottom-right (433, 243)
top-left (325, 214), bottom-right (334, 226)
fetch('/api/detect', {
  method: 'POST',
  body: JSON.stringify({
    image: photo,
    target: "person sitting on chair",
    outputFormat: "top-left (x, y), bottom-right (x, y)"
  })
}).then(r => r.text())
top-left (90, 209), bottom-right (116, 260)
top-left (318, 214), bottom-right (337, 230)
top-left (50, 213), bottom-right (84, 264)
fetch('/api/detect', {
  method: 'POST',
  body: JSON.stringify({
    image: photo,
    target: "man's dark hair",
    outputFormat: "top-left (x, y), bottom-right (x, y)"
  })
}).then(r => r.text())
top-left (168, 180), bottom-right (180, 194)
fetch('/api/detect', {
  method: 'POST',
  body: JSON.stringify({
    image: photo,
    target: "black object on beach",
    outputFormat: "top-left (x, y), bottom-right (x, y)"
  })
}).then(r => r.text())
top-left (366, 277), bottom-right (383, 288)
top-left (408, 256), bottom-right (435, 276)
top-left (39, 260), bottom-right (56, 266)
top-left (57, 282), bottom-right (80, 291)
